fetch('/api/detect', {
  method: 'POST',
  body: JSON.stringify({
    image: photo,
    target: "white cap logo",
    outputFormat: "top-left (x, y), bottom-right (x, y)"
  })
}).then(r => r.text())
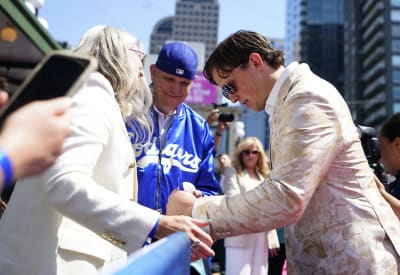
top-left (176, 68), bottom-right (184, 75)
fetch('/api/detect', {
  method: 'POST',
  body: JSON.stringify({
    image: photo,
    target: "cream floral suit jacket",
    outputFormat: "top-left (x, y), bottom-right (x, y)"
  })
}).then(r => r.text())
top-left (193, 62), bottom-right (400, 274)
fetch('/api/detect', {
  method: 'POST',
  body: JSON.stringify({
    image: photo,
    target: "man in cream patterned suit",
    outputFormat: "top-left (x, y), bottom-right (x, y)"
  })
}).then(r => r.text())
top-left (167, 30), bottom-right (400, 274)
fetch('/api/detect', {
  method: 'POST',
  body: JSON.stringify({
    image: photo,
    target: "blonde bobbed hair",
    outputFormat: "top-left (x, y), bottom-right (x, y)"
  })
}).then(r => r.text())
top-left (233, 136), bottom-right (269, 177)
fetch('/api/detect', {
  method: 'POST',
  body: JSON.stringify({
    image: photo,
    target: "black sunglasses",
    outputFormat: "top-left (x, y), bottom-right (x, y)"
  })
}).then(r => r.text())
top-left (222, 83), bottom-right (236, 99)
top-left (242, 150), bottom-right (260, 156)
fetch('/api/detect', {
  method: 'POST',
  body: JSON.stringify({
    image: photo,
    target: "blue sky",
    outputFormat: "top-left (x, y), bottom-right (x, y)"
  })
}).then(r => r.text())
top-left (40, 0), bottom-right (285, 51)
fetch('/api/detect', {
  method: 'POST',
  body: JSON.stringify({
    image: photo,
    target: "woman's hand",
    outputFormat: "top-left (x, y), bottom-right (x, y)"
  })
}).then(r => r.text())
top-left (156, 215), bottom-right (215, 262)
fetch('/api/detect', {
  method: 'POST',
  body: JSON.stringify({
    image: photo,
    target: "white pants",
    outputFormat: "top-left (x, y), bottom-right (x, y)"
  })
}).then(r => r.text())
top-left (225, 234), bottom-right (268, 275)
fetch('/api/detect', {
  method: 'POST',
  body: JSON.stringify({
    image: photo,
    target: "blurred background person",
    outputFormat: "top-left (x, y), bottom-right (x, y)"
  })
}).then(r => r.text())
top-left (0, 26), bottom-right (213, 275)
top-left (268, 226), bottom-right (286, 275)
top-left (379, 112), bottom-right (400, 199)
top-left (206, 106), bottom-right (230, 156)
top-left (377, 113), bottom-right (400, 218)
top-left (223, 137), bottom-right (279, 275)
top-left (216, 153), bottom-right (232, 192)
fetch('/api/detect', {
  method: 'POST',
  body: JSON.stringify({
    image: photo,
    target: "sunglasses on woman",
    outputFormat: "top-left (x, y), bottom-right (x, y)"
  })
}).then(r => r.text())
top-left (242, 150), bottom-right (260, 156)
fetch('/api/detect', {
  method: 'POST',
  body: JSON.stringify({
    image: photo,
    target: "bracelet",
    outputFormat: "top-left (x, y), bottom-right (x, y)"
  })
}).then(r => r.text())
top-left (0, 149), bottom-right (13, 190)
top-left (215, 132), bottom-right (222, 137)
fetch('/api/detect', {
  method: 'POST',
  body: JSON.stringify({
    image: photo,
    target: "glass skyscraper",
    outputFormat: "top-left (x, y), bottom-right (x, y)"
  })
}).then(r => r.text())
top-left (344, 0), bottom-right (400, 127)
top-left (286, 0), bottom-right (344, 93)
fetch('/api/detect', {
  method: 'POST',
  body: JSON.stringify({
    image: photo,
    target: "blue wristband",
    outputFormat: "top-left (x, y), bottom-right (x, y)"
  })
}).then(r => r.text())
top-left (148, 217), bottom-right (160, 239)
top-left (144, 216), bottom-right (160, 246)
top-left (0, 149), bottom-right (14, 190)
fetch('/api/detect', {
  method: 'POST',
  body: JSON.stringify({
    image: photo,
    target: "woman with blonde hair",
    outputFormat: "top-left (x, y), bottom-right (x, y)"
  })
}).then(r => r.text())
top-left (0, 25), bottom-right (213, 274)
top-left (231, 137), bottom-right (269, 179)
top-left (223, 136), bottom-right (280, 275)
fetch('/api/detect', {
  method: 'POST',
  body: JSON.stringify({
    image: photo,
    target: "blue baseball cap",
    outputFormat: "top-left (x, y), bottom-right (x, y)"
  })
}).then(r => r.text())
top-left (155, 42), bottom-right (198, 80)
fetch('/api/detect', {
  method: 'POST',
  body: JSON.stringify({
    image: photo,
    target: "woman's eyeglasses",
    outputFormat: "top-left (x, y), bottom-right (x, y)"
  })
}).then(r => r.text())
top-left (242, 150), bottom-right (260, 156)
top-left (222, 83), bottom-right (236, 99)
top-left (129, 48), bottom-right (147, 64)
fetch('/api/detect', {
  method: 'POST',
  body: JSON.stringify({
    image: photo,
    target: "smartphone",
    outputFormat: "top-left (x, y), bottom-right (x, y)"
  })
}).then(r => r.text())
top-left (0, 50), bottom-right (98, 126)
top-left (218, 113), bottom-right (234, 122)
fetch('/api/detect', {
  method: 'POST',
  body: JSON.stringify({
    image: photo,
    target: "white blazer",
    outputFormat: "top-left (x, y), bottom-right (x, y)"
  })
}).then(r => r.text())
top-left (0, 73), bottom-right (160, 274)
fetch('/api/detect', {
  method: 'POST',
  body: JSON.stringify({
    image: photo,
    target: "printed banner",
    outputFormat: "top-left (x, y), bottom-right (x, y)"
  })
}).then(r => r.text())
top-left (185, 71), bottom-right (217, 105)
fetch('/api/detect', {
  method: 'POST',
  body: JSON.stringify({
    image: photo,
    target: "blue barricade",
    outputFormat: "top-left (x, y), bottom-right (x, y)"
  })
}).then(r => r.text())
top-left (113, 232), bottom-right (191, 275)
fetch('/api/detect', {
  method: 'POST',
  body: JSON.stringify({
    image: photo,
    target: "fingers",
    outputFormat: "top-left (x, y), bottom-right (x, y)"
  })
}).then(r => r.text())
top-left (155, 214), bottom-right (214, 260)
top-left (0, 91), bottom-right (9, 109)
top-left (196, 230), bottom-right (213, 247)
top-left (191, 238), bottom-right (200, 248)
top-left (206, 109), bottom-right (220, 124)
top-left (191, 244), bottom-right (203, 262)
top-left (0, 198), bottom-right (6, 210)
top-left (217, 121), bottom-right (229, 130)
top-left (191, 217), bottom-right (212, 228)
top-left (188, 219), bottom-right (213, 249)
top-left (44, 97), bottom-right (73, 116)
top-left (192, 190), bottom-right (202, 198)
top-left (183, 216), bottom-right (214, 259)
top-left (190, 237), bottom-right (215, 262)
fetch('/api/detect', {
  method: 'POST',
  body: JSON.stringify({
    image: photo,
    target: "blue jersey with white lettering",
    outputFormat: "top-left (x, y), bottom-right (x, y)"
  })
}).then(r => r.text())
top-left (127, 103), bottom-right (221, 214)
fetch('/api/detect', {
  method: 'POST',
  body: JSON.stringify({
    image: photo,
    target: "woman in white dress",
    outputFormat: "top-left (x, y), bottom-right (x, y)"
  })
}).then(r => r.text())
top-left (223, 137), bottom-right (280, 275)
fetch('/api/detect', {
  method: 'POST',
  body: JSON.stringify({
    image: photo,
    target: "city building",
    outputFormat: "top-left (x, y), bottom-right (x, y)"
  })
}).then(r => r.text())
top-left (285, 0), bottom-right (344, 94)
top-left (149, 0), bottom-right (219, 59)
top-left (343, 0), bottom-right (398, 128)
top-left (285, 0), bottom-right (302, 65)
top-left (148, 0), bottom-right (220, 108)
top-left (149, 16), bottom-right (174, 55)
